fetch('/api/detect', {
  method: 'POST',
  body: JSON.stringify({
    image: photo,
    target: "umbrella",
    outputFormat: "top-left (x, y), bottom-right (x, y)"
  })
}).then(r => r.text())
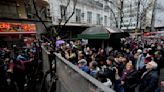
top-left (56, 40), bottom-right (65, 47)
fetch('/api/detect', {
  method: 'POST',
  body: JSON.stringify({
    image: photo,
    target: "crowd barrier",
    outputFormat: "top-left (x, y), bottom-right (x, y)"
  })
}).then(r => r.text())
top-left (42, 46), bottom-right (115, 92)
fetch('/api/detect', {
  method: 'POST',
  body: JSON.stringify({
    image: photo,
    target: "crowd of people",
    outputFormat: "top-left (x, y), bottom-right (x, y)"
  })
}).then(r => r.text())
top-left (56, 38), bottom-right (164, 92)
top-left (1, 35), bottom-right (164, 92)
top-left (0, 39), bottom-right (39, 92)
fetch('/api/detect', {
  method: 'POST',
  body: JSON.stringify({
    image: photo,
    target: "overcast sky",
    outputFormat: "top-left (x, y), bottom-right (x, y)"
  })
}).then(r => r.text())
top-left (155, 0), bottom-right (164, 27)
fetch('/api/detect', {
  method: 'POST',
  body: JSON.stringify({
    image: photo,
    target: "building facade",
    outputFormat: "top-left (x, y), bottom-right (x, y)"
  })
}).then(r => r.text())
top-left (0, 0), bottom-right (51, 47)
top-left (155, 0), bottom-right (164, 31)
top-left (107, 0), bottom-right (155, 32)
top-left (123, 0), bottom-right (156, 32)
top-left (122, 0), bottom-right (155, 31)
top-left (48, 0), bottom-right (112, 39)
top-left (49, 0), bottom-right (111, 27)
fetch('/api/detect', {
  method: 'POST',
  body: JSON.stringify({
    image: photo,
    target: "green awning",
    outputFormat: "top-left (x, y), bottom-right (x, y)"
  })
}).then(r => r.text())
top-left (78, 33), bottom-right (110, 39)
top-left (77, 26), bottom-right (127, 39)
top-left (77, 26), bottom-right (110, 39)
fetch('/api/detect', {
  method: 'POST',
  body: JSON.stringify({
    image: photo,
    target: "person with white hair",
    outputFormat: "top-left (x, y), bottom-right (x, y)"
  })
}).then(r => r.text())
top-left (139, 61), bottom-right (159, 92)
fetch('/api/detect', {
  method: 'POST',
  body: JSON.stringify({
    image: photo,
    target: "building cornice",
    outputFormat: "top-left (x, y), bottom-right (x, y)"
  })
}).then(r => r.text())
top-left (0, 17), bottom-right (52, 23)
top-left (53, 22), bottom-right (99, 27)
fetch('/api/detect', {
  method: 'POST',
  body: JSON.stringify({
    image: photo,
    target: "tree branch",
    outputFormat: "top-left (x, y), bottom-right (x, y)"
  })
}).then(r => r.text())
top-left (108, 6), bottom-right (119, 27)
top-left (56, 0), bottom-right (72, 34)
top-left (32, 0), bottom-right (49, 32)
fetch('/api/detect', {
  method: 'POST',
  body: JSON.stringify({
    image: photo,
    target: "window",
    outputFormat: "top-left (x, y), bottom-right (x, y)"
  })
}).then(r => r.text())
top-left (76, 9), bottom-right (81, 23)
top-left (104, 5), bottom-right (110, 12)
top-left (104, 15), bottom-right (107, 26)
top-left (60, 5), bottom-right (67, 20)
top-left (0, 0), bottom-right (18, 18)
top-left (87, 11), bottom-right (92, 23)
top-left (97, 14), bottom-right (100, 25)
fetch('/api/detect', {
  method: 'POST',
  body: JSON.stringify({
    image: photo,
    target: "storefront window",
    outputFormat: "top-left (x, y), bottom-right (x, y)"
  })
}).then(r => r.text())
top-left (0, 22), bottom-right (36, 33)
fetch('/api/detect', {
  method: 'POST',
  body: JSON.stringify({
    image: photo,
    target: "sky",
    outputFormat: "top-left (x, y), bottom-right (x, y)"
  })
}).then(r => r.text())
top-left (155, 0), bottom-right (164, 27)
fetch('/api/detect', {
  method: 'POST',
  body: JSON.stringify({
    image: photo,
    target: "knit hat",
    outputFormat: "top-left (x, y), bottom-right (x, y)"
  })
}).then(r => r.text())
top-left (78, 59), bottom-right (87, 65)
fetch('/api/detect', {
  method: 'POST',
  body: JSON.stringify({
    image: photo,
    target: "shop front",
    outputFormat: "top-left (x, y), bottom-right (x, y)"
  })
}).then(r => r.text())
top-left (0, 22), bottom-right (37, 48)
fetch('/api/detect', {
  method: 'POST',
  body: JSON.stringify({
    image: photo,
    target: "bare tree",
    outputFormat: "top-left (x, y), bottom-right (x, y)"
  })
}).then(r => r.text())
top-left (40, 0), bottom-right (78, 43)
top-left (106, 0), bottom-right (124, 28)
top-left (136, 0), bottom-right (141, 30)
top-left (124, 0), bottom-right (133, 30)
top-left (106, 5), bottom-right (119, 28)
top-left (133, 0), bottom-right (156, 32)
top-left (30, 0), bottom-right (77, 48)
top-left (120, 0), bottom-right (124, 28)
top-left (106, 0), bottom-right (163, 33)
top-left (56, 0), bottom-right (77, 34)
top-left (150, 0), bottom-right (157, 32)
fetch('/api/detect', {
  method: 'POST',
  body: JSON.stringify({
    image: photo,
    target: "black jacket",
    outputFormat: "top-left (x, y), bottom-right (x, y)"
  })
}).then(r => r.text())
top-left (139, 70), bottom-right (158, 92)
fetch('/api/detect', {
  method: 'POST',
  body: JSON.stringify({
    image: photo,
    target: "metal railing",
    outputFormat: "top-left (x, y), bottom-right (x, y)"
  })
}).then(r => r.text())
top-left (42, 46), bottom-right (115, 92)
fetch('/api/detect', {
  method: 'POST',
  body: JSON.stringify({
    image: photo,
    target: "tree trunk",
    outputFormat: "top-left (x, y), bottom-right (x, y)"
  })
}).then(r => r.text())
top-left (120, 0), bottom-right (124, 29)
top-left (151, 0), bottom-right (157, 32)
top-left (136, 0), bottom-right (141, 30)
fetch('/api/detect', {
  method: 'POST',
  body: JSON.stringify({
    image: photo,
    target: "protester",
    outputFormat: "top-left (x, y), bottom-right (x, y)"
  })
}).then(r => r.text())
top-left (139, 61), bottom-right (159, 92)
top-left (135, 49), bottom-right (145, 70)
top-left (89, 61), bottom-right (99, 78)
top-left (103, 56), bottom-right (116, 84)
top-left (121, 62), bottom-right (135, 92)
top-left (0, 38), bottom-right (40, 92)
top-left (96, 71), bottom-right (112, 88)
top-left (54, 36), bottom-right (163, 92)
top-left (78, 59), bottom-right (90, 74)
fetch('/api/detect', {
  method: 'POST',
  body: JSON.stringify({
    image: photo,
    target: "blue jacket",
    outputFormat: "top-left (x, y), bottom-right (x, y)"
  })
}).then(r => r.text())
top-left (136, 54), bottom-right (145, 70)
top-left (16, 54), bottom-right (27, 61)
top-left (79, 66), bottom-right (90, 74)
top-left (90, 69), bottom-right (98, 78)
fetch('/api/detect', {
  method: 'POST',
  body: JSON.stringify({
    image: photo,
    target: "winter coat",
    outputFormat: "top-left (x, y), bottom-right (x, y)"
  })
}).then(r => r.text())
top-left (136, 54), bottom-right (145, 70)
top-left (139, 70), bottom-right (158, 92)
top-left (90, 68), bottom-right (99, 78)
top-left (103, 66), bottom-right (116, 84)
top-left (158, 68), bottom-right (164, 90)
top-left (79, 65), bottom-right (90, 74)
top-left (122, 70), bottom-right (139, 92)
